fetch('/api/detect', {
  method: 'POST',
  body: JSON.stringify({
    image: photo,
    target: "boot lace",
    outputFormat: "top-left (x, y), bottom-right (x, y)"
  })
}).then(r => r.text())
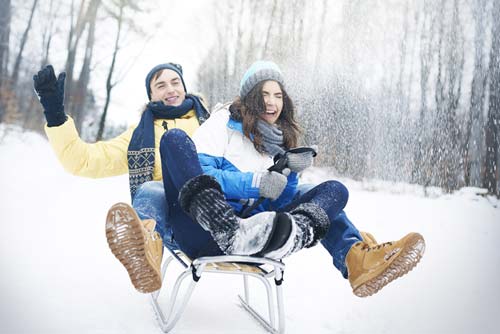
top-left (362, 241), bottom-right (393, 252)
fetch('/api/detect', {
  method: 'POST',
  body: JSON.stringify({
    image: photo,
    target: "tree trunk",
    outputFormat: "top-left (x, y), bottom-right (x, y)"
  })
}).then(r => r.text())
top-left (262, 0), bottom-right (278, 58)
top-left (442, 0), bottom-right (464, 191)
top-left (412, 0), bottom-right (436, 186)
top-left (69, 0), bottom-right (100, 133)
top-left (96, 2), bottom-right (124, 141)
top-left (41, 0), bottom-right (56, 67)
top-left (276, 0), bottom-right (286, 61)
top-left (313, 0), bottom-right (328, 74)
top-left (464, 0), bottom-right (488, 187)
top-left (245, 0), bottom-right (259, 66)
top-left (65, 0), bottom-right (92, 123)
top-left (396, 1), bottom-right (410, 115)
top-left (0, 0), bottom-right (11, 88)
top-left (11, 0), bottom-right (39, 85)
top-left (483, 0), bottom-right (500, 196)
top-left (0, 0), bottom-right (11, 122)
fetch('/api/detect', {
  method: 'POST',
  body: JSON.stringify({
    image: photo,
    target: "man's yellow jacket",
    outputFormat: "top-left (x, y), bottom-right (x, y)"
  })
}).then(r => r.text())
top-left (45, 110), bottom-right (200, 180)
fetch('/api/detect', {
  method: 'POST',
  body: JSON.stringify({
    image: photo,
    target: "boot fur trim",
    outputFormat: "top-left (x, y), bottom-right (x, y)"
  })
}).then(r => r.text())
top-left (179, 174), bottom-right (223, 212)
top-left (290, 203), bottom-right (330, 247)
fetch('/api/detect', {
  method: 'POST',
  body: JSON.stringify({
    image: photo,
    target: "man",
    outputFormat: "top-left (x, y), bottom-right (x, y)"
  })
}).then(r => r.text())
top-left (33, 63), bottom-right (212, 293)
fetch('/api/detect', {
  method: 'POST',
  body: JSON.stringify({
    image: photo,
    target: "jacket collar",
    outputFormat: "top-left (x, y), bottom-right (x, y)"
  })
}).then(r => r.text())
top-left (227, 117), bottom-right (244, 133)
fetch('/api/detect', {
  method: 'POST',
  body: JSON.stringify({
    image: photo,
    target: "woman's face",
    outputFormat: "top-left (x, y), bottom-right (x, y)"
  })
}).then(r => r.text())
top-left (260, 80), bottom-right (283, 124)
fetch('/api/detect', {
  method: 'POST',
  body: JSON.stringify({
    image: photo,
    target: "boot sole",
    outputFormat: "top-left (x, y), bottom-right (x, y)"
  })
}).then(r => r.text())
top-left (105, 202), bottom-right (161, 293)
top-left (353, 233), bottom-right (425, 297)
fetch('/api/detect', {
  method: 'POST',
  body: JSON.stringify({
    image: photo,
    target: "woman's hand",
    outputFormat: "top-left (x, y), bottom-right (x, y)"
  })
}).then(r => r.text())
top-left (257, 170), bottom-right (289, 200)
top-left (286, 150), bottom-right (315, 173)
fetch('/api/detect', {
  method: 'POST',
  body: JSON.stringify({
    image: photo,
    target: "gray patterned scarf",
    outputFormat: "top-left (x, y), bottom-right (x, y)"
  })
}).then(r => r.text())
top-left (256, 120), bottom-right (285, 157)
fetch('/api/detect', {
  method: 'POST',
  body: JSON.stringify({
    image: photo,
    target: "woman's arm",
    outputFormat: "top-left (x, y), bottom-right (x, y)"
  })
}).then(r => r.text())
top-left (197, 153), bottom-right (260, 200)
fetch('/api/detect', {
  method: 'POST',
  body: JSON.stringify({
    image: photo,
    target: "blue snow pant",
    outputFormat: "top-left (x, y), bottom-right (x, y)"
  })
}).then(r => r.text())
top-left (158, 129), bottom-right (223, 259)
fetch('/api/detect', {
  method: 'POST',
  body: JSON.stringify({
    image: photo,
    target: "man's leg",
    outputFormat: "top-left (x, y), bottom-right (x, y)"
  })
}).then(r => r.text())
top-left (106, 202), bottom-right (163, 293)
top-left (281, 180), bottom-right (362, 274)
top-left (321, 211), bottom-right (362, 278)
top-left (284, 181), bottom-right (425, 297)
top-left (132, 181), bottom-right (178, 250)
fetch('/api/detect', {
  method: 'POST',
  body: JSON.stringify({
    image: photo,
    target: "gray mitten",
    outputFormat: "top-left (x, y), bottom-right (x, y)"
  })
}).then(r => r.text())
top-left (286, 151), bottom-right (314, 173)
top-left (257, 171), bottom-right (288, 200)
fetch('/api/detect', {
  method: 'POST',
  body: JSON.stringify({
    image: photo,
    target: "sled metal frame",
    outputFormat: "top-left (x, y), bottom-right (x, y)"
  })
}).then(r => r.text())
top-left (150, 247), bottom-right (286, 334)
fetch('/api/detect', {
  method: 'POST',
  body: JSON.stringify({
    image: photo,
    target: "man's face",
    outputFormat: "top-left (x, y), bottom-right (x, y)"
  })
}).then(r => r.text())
top-left (260, 80), bottom-right (283, 125)
top-left (150, 69), bottom-right (186, 106)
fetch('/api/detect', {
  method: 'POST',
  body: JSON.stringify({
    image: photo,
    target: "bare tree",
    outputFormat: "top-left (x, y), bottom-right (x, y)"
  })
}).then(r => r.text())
top-left (464, 0), bottom-right (489, 186)
top-left (262, 0), bottom-right (278, 58)
top-left (11, 0), bottom-right (39, 85)
top-left (0, 0), bottom-right (11, 88)
top-left (412, 0), bottom-right (437, 185)
top-left (484, 0), bottom-right (500, 196)
top-left (71, 0), bottom-right (101, 132)
top-left (313, 0), bottom-right (328, 74)
top-left (396, 1), bottom-right (410, 116)
top-left (244, 0), bottom-right (259, 66)
top-left (96, 0), bottom-right (142, 141)
top-left (0, 0), bottom-right (11, 122)
top-left (439, 0), bottom-right (464, 191)
top-left (64, 0), bottom-right (99, 131)
top-left (40, 0), bottom-right (57, 67)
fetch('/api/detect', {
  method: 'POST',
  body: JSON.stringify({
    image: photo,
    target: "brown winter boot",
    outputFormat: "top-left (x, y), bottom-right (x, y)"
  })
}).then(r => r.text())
top-left (346, 232), bottom-right (425, 297)
top-left (360, 231), bottom-right (377, 247)
top-left (105, 202), bottom-right (163, 293)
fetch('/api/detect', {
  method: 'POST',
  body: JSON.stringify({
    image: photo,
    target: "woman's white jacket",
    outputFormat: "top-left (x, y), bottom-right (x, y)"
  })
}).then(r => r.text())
top-left (192, 106), bottom-right (298, 214)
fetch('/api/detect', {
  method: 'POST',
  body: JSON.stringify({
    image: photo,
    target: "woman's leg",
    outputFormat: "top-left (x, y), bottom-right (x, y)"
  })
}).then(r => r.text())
top-left (132, 181), bottom-right (178, 250)
top-left (159, 129), bottom-right (223, 259)
top-left (281, 180), bottom-right (362, 277)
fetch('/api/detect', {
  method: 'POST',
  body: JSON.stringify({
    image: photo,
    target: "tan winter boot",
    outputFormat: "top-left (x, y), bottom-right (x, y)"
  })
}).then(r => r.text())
top-left (105, 202), bottom-right (163, 293)
top-left (346, 232), bottom-right (425, 297)
top-left (360, 231), bottom-right (377, 247)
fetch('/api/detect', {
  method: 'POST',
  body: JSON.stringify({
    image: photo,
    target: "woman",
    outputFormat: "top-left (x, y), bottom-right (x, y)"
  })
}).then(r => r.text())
top-left (33, 62), bottom-right (218, 294)
top-left (112, 61), bottom-right (425, 298)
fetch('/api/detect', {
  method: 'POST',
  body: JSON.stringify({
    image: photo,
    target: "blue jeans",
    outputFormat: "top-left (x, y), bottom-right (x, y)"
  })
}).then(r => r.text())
top-left (132, 181), bottom-right (178, 250)
top-left (289, 184), bottom-right (362, 278)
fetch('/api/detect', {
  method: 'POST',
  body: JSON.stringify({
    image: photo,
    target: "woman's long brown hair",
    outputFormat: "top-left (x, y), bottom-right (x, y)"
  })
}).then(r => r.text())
top-left (229, 81), bottom-right (301, 153)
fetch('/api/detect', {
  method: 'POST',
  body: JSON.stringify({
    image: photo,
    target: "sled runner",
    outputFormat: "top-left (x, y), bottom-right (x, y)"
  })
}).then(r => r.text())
top-left (150, 247), bottom-right (286, 334)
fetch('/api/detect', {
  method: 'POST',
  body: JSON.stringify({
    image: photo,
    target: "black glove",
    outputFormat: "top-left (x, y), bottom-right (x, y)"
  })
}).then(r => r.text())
top-left (33, 65), bottom-right (67, 127)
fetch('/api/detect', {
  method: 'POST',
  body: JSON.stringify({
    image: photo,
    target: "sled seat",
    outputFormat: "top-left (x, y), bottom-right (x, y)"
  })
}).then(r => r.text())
top-left (150, 248), bottom-right (286, 334)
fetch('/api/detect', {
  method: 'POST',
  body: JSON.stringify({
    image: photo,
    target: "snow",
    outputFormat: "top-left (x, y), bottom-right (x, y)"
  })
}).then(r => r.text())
top-left (1, 126), bottom-right (499, 334)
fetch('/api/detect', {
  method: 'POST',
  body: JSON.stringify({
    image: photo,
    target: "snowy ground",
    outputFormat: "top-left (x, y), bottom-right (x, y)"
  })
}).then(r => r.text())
top-left (1, 126), bottom-right (499, 334)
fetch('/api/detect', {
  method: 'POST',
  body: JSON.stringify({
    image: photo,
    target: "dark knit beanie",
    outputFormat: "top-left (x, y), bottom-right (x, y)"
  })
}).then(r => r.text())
top-left (239, 61), bottom-right (285, 99)
top-left (145, 63), bottom-right (186, 100)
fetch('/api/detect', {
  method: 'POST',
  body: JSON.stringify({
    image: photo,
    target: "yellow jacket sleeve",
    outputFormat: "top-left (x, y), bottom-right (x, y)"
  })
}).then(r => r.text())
top-left (45, 116), bottom-right (134, 178)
